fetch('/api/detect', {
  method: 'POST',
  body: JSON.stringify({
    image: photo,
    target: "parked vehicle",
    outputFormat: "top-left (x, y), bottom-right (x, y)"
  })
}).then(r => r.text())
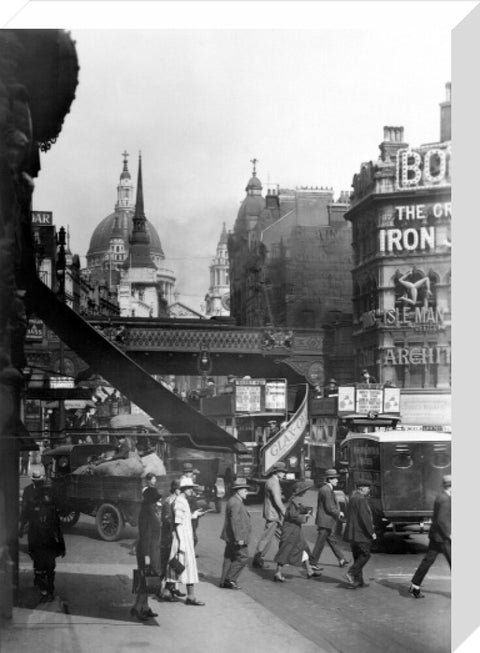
top-left (338, 429), bottom-right (451, 536)
top-left (43, 440), bottom-right (222, 540)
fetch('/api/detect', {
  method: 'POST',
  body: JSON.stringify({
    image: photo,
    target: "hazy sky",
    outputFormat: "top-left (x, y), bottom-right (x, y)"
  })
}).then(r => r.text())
top-left (6, 2), bottom-right (473, 312)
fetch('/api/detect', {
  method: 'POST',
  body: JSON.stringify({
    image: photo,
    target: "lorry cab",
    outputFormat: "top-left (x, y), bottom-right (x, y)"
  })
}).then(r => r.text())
top-left (339, 429), bottom-right (451, 534)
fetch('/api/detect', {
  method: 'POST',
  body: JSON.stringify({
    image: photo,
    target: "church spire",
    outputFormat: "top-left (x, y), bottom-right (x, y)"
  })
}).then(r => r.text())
top-left (124, 152), bottom-right (155, 269)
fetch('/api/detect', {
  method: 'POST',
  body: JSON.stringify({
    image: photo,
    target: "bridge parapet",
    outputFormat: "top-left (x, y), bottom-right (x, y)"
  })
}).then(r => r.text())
top-left (89, 320), bottom-right (324, 356)
top-left (88, 319), bottom-right (325, 383)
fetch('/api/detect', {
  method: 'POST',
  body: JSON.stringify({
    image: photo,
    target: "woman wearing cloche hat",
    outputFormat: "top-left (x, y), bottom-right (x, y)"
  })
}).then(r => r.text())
top-left (273, 480), bottom-right (322, 582)
top-left (166, 477), bottom-right (205, 606)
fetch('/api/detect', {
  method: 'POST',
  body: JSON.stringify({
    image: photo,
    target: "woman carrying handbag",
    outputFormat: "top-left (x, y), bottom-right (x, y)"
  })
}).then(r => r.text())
top-left (273, 480), bottom-right (323, 582)
top-left (166, 477), bottom-right (205, 606)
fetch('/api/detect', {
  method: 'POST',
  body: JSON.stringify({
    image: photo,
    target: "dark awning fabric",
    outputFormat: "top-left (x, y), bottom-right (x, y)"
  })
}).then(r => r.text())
top-left (26, 277), bottom-right (245, 454)
top-left (9, 417), bottom-right (39, 451)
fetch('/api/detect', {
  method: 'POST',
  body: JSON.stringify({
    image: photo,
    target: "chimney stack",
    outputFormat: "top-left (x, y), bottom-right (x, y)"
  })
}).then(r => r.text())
top-left (440, 82), bottom-right (451, 142)
top-left (379, 126), bottom-right (407, 163)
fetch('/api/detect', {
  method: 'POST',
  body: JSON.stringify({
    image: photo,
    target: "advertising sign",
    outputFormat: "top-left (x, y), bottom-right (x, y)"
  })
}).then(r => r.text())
top-left (26, 319), bottom-right (44, 341)
top-left (31, 211), bottom-right (53, 226)
top-left (338, 386), bottom-right (355, 414)
top-left (265, 381), bottom-right (286, 411)
top-left (49, 376), bottom-right (75, 389)
top-left (356, 388), bottom-right (383, 414)
top-left (235, 384), bottom-right (262, 412)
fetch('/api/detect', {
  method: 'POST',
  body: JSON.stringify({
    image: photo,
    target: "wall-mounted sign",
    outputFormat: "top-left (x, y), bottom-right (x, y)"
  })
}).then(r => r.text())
top-left (26, 319), bottom-right (44, 341)
top-left (383, 345), bottom-right (451, 366)
top-left (395, 202), bottom-right (451, 221)
top-left (31, 211), bottom-right (53, 226)
top-left (379, 226), bottom-right (435, 253)
top-left (49, 376), bottom-right (75, 389)
top-left (396, 145), bottom-right (451, 189)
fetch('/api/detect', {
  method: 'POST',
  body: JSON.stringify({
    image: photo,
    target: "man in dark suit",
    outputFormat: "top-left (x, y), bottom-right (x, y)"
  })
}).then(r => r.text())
top-left (219, 478), bottom-right (252, 590)
top-left (343, 478), bottom-right (376, 588)
top-left (252, 461), bottom-right (286, 568)
top-left (309, 468), bottom-right (349, 569)
top-left (409, 474), bottom-right (451, 598)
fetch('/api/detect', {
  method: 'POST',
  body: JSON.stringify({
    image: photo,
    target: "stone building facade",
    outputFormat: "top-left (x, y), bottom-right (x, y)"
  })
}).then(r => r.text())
top-left (228, 163), bottom-right (354, 385)
top-left (344, 84), bottom-right (451, 426)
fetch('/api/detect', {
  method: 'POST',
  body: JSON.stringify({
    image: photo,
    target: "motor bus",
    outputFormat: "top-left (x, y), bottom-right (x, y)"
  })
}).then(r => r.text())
top-left (338, 429), bottom-right (451, 535)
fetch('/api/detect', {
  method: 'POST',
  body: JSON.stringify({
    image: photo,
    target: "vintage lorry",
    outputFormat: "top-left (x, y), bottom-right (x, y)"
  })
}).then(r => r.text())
top-left (44, 439), bottom-right (223, 541)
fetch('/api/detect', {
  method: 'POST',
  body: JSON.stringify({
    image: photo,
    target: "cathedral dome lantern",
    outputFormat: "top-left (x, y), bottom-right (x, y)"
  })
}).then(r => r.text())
top-left (86, 152), bottom-right (164, 269)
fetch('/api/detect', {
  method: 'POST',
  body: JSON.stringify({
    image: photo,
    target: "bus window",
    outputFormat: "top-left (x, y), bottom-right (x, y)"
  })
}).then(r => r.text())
top-left (431, 444), bottom-right (450, 469)
top-left (392, 444), bottom-right (413, 469)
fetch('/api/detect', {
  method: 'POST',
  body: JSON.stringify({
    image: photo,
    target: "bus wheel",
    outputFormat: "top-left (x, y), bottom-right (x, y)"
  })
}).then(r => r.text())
top-left (96, 503), bottom-right (124, 541)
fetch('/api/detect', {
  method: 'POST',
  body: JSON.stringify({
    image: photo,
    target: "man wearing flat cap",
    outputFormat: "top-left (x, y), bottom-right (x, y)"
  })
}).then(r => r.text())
top-left (343, 478), bottom-right (376, 588)
top-left (252, 461), bottom-right (286, 568)
top-left (309, 468), bottom-right (349, 569)
top-left (219, 479), bottom-right (252, 589)
top-left (409, 474), bottom-right (451, 599)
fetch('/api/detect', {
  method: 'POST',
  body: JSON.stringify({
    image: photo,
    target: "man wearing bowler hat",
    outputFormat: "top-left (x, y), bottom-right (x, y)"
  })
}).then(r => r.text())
top-left (409, 474), bottom-right (451, 599)
top-left (252, 461), bottom-right (286, 568)
top-left (309, 468), bottom-right (349, 569)
top-left (343, 478), bottom-right (376, 588)
top-left (219, 478), bottom-right (252, 589)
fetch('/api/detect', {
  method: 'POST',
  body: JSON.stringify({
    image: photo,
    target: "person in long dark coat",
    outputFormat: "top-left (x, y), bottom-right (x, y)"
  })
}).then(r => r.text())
top-left (343, 479), bottom-right (376, 588)
top-left (409, 474), bottom-right (451, 598)
top-left (131, 487), bottom-right (162, 621)
top-left (21, 479), bottom-right (66, 602)
top-left (273, 480), bottom-right (321, 582)
top-left (219, 478), bottom-right (252, 589)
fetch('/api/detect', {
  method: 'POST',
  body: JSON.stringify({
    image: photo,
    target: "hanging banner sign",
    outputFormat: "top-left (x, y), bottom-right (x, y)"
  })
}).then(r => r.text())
top-left (262, 385), bottom-right (308, 475)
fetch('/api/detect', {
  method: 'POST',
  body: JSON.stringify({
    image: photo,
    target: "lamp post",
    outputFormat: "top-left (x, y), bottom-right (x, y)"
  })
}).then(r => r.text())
top-left (55, 227), bottom-right (67, 434)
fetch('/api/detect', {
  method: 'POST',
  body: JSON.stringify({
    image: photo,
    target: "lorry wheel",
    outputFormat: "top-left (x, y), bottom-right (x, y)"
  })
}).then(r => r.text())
top-left (59, 508), bottom-right (80, 528)
top-left (95, 503), bottom-right (124, 541)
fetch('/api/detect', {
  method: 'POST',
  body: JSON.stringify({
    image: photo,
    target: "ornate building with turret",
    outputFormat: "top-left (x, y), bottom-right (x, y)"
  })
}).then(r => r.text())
top-left (83, 152), bottom-right (176, 317)
top-left (228, 161), bottom-right (354, 384)
top-left (204, 223), bottom-right (231, 317)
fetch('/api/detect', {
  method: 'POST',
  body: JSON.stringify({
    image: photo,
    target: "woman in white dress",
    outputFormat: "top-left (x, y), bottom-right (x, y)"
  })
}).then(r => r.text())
top-left (167, 477), bottom-right (205, 606)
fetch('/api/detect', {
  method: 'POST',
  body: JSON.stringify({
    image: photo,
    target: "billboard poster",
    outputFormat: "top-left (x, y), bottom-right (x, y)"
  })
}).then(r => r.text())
top-left (356, 388), bottom-right (383, 414)
top-left (265, 380), bottom-right (286, 411)
top-left (235, 384), bottom-right (262, 412)
top-left (338, 386), bottom-right (355, 414)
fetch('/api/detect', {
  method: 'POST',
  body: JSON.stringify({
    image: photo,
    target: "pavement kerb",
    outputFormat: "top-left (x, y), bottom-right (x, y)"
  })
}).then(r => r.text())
top-left (0, 562), bottom-right (326, 653)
